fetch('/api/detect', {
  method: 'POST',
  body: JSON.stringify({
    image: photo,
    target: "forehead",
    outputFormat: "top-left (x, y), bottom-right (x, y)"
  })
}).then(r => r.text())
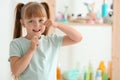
top-left (23, 17), bottom-right (46, 24)
top-left (25, 17), bottom-right (46, 20)
top-left (22, 2), bottom-right (47, 19)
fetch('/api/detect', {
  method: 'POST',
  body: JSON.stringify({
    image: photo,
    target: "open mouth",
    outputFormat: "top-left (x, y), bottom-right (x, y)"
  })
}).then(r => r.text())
top-left (33, 29), bottom-right (41, 32)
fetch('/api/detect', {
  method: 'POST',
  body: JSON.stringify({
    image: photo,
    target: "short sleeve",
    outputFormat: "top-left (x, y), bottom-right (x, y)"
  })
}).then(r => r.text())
top-left (9, 40), bottom-right (22, 61)
top-left (49, 34), bottom-right (64, 48)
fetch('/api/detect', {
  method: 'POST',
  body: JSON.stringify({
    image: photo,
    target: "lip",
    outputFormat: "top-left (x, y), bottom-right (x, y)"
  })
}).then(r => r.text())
top-left (32, 29), bottom-right (41, 32)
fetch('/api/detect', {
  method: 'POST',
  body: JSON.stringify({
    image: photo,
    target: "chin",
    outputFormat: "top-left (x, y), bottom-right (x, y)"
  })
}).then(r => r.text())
top-left (33, 33), bottom-right (41, 37)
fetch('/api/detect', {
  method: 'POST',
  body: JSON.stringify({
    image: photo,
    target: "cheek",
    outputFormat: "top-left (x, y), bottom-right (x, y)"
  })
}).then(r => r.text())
top-left (26, 26), bottom-right (31, 29)
top-left (25, 26), bottom-right (33, 32)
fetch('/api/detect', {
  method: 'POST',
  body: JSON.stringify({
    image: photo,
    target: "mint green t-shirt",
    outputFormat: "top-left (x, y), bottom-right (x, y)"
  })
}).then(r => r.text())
top-left (9, 34), bottom-right (64, 80)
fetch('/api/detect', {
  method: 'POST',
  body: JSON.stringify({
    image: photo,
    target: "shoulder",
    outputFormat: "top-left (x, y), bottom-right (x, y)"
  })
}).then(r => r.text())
top-left (10, 37), bottom-right (24, 46)
top-left (10, 37), bottom-right (21, 43)
top-left (42, 34), bottom-right (64, 47)
top-left (9, 37), bottom-right (24, 59)
top-left (42, 34), bottom-right (63, 41)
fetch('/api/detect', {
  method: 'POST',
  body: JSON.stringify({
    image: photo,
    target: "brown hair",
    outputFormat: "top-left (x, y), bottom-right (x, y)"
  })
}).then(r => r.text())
top-left (13, 3), bottom-right (24, 39)
top-left (41, 2), bottom-right (51, 35)
top-left (13, 2), bottom-right (50, 39)
top-left (41, 2), bottom-right (50, 19)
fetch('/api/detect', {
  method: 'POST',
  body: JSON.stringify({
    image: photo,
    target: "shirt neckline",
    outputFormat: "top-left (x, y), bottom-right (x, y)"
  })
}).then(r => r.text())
top-left (21, 35), bottom-right (44, 41)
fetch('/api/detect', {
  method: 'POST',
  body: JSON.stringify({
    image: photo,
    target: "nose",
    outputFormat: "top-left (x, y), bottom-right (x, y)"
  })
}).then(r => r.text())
top-left (34, 21), bottom-right (40, 27)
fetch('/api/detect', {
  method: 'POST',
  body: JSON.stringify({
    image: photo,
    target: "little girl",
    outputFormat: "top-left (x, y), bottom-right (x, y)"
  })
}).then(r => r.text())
top-left (9, 1), bottom-right (82, 80)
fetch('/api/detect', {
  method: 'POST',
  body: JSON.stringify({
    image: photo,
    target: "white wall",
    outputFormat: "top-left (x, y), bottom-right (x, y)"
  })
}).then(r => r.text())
top-left (0, 0), bottom-right (11, 80)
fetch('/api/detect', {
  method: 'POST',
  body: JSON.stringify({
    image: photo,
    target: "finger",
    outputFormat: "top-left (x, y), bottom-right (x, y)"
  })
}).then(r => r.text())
top-left (46, 23), bottom-right (51, 27)
top-left (32, 36), bottom-right (39, 45)
top-left (45, 22), bottom-right (52, 27)
top-left (44, 20), bottom-right (51, 25)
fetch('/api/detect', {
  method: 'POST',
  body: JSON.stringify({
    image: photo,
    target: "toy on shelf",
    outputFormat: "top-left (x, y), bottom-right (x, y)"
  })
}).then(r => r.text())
top-left (84, 2), bottom-right (97, 24)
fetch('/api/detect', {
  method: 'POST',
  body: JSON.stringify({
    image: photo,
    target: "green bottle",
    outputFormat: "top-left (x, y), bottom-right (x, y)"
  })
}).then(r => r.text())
top-left (104, 72), bottom-right (108, 80)
top-left (86, 62), bottom-right (93, 80)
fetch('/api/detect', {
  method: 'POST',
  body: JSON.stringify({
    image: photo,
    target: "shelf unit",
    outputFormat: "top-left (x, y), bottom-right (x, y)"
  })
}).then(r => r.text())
top-left (46, 0), bottom-right (120, 79)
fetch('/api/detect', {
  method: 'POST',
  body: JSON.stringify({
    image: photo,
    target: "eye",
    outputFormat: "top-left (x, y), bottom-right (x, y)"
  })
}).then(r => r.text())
top-left (28, 20), bottom-right (33, 23)
top-left (39, 19), bottom-right (44, 23)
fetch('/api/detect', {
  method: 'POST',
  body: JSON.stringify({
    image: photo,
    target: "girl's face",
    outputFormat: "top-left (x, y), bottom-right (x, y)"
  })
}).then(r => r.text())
top-left (22, 17), bottom-right (46, 39)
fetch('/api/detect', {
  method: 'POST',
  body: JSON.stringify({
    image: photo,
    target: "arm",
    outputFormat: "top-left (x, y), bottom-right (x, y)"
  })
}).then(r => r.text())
top-left (10, 50), bottom-right (34, 77)
top-left (10, 36), bottom-right (39, 77)
top-left (56, 22), bottom-right (83, 46)
top-left (44, 20), bottom-right (83, 46)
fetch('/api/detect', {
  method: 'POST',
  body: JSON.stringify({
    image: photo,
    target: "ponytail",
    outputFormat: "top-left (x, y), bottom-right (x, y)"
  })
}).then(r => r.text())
top-left (41, 2), bottom-right (50, 19)
top-left (13, 3), bottom-right (24, 39)
top-left (41, 2), bottom-right (51, 35)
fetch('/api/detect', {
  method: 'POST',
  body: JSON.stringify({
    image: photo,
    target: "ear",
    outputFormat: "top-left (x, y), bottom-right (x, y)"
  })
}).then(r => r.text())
top-left (20, 19), bottom-right (25, 27)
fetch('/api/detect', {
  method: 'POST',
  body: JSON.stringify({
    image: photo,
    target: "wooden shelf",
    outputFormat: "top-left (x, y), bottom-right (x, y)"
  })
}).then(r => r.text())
top-left (65, 22), bottom-right (112, 27)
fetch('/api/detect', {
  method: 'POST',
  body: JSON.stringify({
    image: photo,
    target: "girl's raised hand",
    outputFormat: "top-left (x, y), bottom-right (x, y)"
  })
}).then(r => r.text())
top-left (29, 36), bottom-right (39, 51)
top-left (44, 19), bottom-right (58, 28)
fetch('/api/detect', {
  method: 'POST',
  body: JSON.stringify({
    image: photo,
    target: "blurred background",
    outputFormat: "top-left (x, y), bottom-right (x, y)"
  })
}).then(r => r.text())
top-left (0, 0), bottom-right (113, 80)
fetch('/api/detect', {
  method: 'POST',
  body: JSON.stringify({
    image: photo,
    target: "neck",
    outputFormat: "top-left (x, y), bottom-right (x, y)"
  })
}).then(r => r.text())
top-left (25, 35), bottom-right (41, 40)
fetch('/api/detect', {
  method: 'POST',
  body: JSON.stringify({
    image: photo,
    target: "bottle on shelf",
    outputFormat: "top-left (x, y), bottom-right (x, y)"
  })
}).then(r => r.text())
top-left (86, 62), bottom-right (94, 80)
top-left (103, 71), bottom-right (108, 80)
top-left (82, 66), bottom-right (86, 80)
top-left (97, 61), bottom-right (109, 80)
top-left (63, 5), bottom-right (69, 23)
top-left (57, 62), bottom-right (61, 80)
top-left (95, 70), bottom-right (102, 80)
top-left (102, 0), bottom-right (108, 17)
top-left (57, 67), bottom-right (61, 80)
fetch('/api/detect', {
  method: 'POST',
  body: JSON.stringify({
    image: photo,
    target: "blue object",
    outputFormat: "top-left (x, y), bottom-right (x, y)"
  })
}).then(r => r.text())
top-left (102, 3), bottom-right (108, 17)
top-left (95, 70), bottom-right (102, 80)
top-left (56, 19), bottom-right (69, 23)
top-left (63, 68), bottom-right (80, 80)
